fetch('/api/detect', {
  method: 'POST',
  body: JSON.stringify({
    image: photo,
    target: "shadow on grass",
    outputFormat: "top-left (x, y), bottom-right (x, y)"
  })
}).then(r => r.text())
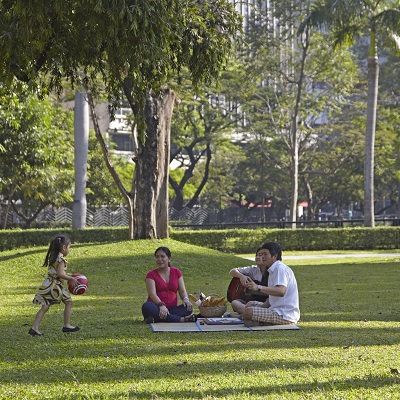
top-left (0, 247), bottom-right (44, 262)
top-left (4, 317), bottom-right (400, 365)
top-left (2, 240), bottom-right (399, 399)
top-left (1, 344), bottom-right (399, 397)
top-left (123, 376), bottom-right (399, 399)
top-left (123, 375), bottom-right (399, 398)
top-left (0, 241), bottom-right (124, 263)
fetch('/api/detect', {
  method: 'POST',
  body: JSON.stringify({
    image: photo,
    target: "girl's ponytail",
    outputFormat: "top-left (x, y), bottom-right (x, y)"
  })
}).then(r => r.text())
top-left (43, 235), bottom-right (70, 266)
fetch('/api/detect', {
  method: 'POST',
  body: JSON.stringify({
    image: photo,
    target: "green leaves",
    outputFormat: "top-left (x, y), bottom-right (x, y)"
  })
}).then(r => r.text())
top-left (0, 0), bottom-right (241, 127)
top-left (0, 80), bottom-right (74, 226)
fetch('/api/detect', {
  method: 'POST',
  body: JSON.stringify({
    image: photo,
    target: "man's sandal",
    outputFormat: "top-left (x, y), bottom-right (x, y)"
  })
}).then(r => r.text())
top-left (183, 314), bottom-right (198, 323)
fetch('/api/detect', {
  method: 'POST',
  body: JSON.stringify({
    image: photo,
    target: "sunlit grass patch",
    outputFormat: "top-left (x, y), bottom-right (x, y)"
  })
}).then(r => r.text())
top-left (0, 240), bottom-right (399, 399)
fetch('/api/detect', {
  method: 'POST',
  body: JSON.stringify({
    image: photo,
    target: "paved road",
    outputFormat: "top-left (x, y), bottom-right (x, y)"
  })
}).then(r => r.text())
top-left (246, 253), bottom-right (400, 261)
top-left (285, 253), bottom-right (400, 259)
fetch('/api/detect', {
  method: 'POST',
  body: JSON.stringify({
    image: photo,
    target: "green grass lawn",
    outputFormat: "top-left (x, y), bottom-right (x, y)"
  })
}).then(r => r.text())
top-left (1, 239), bottom-right (399, 399)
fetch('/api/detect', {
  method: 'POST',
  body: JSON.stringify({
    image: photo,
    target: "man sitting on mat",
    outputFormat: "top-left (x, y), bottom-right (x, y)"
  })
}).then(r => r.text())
top-left (242, 242), bottom-right (300, 327)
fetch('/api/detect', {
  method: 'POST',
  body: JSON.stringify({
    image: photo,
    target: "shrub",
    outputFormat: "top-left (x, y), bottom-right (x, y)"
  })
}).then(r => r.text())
top-left (2, 226), bottom-right (400, 252)
top-left (170, 227), bottom-right (400, 252)
top-left (0, 227), bottom-right (129, 251)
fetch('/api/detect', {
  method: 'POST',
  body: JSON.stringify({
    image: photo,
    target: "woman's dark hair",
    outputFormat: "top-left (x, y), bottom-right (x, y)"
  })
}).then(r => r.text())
top-left (154, 246), bottom-right (171, 258)
top-left (43, 235), bottom-right (70, 267)
top-left (255, 247), bottom-right (263, 255)
top-left (261, 242), bottom-right (282, 260)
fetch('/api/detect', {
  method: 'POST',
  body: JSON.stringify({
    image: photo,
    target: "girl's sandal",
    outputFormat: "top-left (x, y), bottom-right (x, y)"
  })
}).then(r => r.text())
top-left (184, 314), bottom-right (197, 323)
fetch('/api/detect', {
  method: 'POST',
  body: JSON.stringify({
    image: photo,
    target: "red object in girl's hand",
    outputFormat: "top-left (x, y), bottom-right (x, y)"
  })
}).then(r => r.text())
top-left (68, 274), bottom-right (89, 295)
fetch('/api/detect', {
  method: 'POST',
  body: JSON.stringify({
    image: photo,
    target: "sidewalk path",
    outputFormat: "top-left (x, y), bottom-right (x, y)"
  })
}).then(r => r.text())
top-left (246, 253), bottom-right (400, 261)
top-left (285, 253), bottom-right (400, 260)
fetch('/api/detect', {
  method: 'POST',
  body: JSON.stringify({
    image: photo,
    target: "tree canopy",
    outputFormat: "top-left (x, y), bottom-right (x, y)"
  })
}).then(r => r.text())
top-left (0, 0), bottom-right (242, 238)
top-left (0, 81), bottom-right (74, 228)
top-left (0, 0), bottom-right (241, 130)
top-left (299, 0), bottom-right (400, 226)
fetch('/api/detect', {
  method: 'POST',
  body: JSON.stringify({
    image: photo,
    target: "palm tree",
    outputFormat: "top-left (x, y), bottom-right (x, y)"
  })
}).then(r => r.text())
top-left (299, 0), bottom-right (400, 227)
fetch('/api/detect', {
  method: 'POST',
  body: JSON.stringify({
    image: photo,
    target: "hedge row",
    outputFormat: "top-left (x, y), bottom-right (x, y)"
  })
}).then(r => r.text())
top-left (170, 226), bottom-right (400, 253)
top-left (1, 226), bottom-right (400, 252)
top-left (0, 227), bottom-right (129, 252)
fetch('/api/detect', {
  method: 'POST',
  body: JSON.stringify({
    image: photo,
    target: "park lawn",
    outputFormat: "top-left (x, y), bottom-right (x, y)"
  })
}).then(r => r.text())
top-left (0, 239), bottom-right (399, 400)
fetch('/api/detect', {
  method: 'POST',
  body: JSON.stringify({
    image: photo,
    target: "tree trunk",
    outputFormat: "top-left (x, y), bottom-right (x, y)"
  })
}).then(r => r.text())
top-left (289, 114), bottom-right (299, 229)
top-left (288, 33), bottom-right (309, 229)
top-left (169, 177), bottom-right (185, 210)
top-left (87, 88), bottom-right (175, 239)
top-left (185, 143), bottom-right (212, 209)
top-left (72, 89), bottom-right (89, 229)
top-left (86, 91), bottom-right (134, 238)
top-left (303, 177), bottom-right (313, 220)
top-left (364, 54), bottom-right (379, 228)
top-left (133, 89), bottom-right (176, 239)
top-left (11, 199), bottom-right (50, 228)
top-left (1, 183), bottom-right (17, 229)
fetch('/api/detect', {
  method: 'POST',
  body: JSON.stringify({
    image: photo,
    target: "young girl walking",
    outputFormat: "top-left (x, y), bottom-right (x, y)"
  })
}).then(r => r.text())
top-left (29, 235), bottom-right (80, 336)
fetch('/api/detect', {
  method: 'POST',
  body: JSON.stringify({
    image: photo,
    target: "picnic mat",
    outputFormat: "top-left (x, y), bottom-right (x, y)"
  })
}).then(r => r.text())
top-left (150, 318), bottom-right (300, 332)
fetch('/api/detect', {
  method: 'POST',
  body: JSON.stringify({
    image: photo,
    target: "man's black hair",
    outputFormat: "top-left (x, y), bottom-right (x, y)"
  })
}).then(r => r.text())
top-left (261, 242), bottom-right (282, 261)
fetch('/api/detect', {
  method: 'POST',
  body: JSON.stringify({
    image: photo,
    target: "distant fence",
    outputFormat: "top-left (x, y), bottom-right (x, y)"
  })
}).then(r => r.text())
top-left (4, 206), bottom-right (130, 227)
top-left (2, 206), bottom-right (399, 228)
top-left (4, 206), bottom-right (255, 227)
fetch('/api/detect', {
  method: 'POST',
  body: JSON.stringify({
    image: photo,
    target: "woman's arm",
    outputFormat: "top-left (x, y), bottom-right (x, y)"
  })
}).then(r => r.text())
top-left (146, 278), bottom-right (169, 319)
top-left (56, 262), bottom-right (77, 285)
top-left (145, 278), bottom-right (164, 304)
top-left (229, 268), bottom-right (251, 286)
top-left (177, 276), bottom-right (193, 311)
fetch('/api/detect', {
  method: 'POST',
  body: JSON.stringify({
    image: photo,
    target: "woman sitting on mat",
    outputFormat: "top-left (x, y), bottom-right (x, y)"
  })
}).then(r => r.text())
top-left (142, 246), bottom-right (197, 324)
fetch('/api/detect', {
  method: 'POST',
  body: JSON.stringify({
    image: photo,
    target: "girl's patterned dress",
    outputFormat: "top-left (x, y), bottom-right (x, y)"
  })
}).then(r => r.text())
top-left (33, 254), bottom-right (72, 305)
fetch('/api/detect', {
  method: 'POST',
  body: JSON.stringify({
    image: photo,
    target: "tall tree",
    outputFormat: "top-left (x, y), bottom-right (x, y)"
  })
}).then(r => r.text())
top-left (299, 0), bottom-right (400, 226)
top-left (376, 52), bottom-right (400, 216)
top-left (300, 114), bottom-right (365, 218)
top-left (0, 0), bottom-right (241, 238)
top-left (373, 97), bottom-right (400, 216)
top-left (169, 71), bottom-right (242, 210)
top-left (235, 0), bottom-right (359, 227)
top-left (86, 130), bottom-right (132, 208)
